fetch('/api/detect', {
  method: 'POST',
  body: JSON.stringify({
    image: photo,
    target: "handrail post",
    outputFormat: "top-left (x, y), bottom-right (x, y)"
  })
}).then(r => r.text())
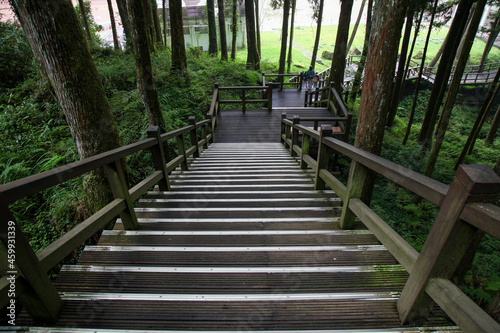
top-left (280, 113), bottom-right (286, 144)
top-left (285, 117), bottom-right (291, 150)
top-left (314, 124), bottom-right (333, 190)
top-left (397, 165), bottom-right (500, 324)
top-left (205, 114), bottom-right (214, 144)
top-left (201, 119), bottom-right (209, 149)
top-left (300, 132), bottom-right (310, 170)
top-left (176, 133), bottom-right (189, 171)
top-left (291, 116), bottom-right (300, 157)
top-left (188, 116), bottom-right (199, 158)
top-left (104, 160), bottom-right (139, 230)
top-left (339, 161), bottom-right (370, 229)
top-left (0, 201), bottom-right (62, 323)
top-left (147, 126), bottom-right (170, 191)
top-left (242, 89), bottom-right (246, 112)
top-left (268, 84), bottom-right (273, 111)
top-left (299, 72), bottom-right (303, 91)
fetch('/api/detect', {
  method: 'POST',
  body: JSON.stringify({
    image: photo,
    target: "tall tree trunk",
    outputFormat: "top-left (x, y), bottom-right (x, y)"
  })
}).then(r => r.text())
top-left (128, 0), bottom-right (167, 130)
top-left (107, 0), bottom-right (120, 49)
top-left (479, 14), bottom-right (500, 72)
top-left (402, 10), bottom-right (422, 87)
top-left (286, 0), bottom-right (296, 73)
top-left (386, 8), bottom-right (414, 127)
top-left (151, 0), bottom-right (163, 45)
top-left (77, 0), bottom-right (92, 41)
top-left (11, 0), bottom-right (122, 214)
top-left (330, 0), bottom-right (353, 95)
top-left (162, 0), bottom-right (168, 47)
top-left (402, 0), bottom-right (438, 145)
top-left (346, 0), bottom-right (366, 55)
top-left (142, 0), bottom-right (157, 49)
top-left (170, 0), bottom-right (187, 73)
top-left (207, 0), bottom-right (218, 55)
top-left (424, 0), bottom-right (486, 178)
top-left (428, 31), bottom-right (449, 69)
top-left (355, 0), bottom-right (408, 203)
top-left (116, 0), bottom-right (132, 48)
top-left (486, 103), bottom-right (500, 145)
top-left (245, 0), bottom-right (260, 70)
top-left (231, 0), bottom-right (238, 60)
top-left (454, 8), bottom-right (475, 66)
top-left (350, 0), bottom-right (372, 102)
top-left (218, 0), bottom-right (228, 60)
top-left (455, 67), bottom-right (500, 167)
top-left (418, 0), bottom-right (473, 149)
top-left (255, 0), bottom-right (261, 57)
top-left (278, 0), bottom-right (290, 76)
top-left (310, 0), bottom-right (324, 67)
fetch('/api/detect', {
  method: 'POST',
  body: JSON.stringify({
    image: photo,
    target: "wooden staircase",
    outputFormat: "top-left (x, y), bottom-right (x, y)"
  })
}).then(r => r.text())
top-left (27, 143), bottom-right (458, 331)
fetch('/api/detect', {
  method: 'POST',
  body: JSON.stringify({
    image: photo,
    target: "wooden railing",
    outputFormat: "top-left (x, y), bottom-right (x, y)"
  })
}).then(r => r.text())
top-left (262, 73), bottom-right (302, 91)
top-left (206, 83), bottom-right (273, 133)
top-left (406, 62), bottom-right (500, 84)
top-left (0, 117), bottom-right (213, 323)
top-left (281, 118), bottom-right (500, 333)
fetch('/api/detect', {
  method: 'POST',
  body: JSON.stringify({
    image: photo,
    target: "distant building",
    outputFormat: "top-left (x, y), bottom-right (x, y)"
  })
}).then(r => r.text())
top-left (161, 0), bottom-right (247, 51)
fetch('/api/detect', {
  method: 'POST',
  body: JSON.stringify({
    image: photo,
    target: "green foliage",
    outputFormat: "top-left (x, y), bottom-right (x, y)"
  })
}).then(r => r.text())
top-left (0, 20), bottom-right (34, 91)
top-left (74, 0), bottom-right (105, 48)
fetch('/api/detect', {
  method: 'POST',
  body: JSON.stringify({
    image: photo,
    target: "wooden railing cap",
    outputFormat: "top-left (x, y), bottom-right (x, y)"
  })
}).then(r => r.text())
top-left (456, 164), bottom-right (500, 195)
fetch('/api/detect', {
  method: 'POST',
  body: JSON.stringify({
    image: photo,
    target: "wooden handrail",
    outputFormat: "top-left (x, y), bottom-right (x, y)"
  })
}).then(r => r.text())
top-left (280, 118), bottom-right (500, 333)
top-left (0, 118), bottom-right (213, 323)
top-left (208, 84), bottom-right (273, 113)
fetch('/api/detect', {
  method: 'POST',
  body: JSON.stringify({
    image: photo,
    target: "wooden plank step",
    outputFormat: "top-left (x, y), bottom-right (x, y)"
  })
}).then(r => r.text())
top-left (77, 246), bottom-right (398, 266)
top-left (55, 265), bottom-right (409, 294)
top-left (144, 190), bottom-right (338, 199)
top-left (133, 206), bottom-right (340, 219)
top-left (136, 197), bottom-right (341, 208)
top-left (31, 299), bottom-right (452, 330)
top-left (113, 218), bottom-right (367, 231)
top-left (97, 230), bottom-right (379, 246)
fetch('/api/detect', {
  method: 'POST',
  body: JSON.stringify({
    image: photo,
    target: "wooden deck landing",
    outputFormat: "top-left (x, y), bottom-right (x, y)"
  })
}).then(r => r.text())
top-left (18, 143), bottom-right (458, 332)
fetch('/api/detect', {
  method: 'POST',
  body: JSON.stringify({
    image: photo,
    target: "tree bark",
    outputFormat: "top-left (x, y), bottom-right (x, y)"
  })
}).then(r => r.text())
top-left (278, 0), bottom-right (290, 76)
top-left (355, 0), bottom-right (408, 203)
top-left (386, 8), bottom-right (414, 127)
top-left (11, 0), bottom-right (122, 213)
top-left (151, 0), bottom-right (163, 45)
top-left (310, 0), bottom-right (324, 68)
top-left (424, 0), bottom-right (486, 178)
top-left (162, 0), bottom-right (168, 47)
top-left (479, 14), bottom-right (500, 72)
top-left (286, 0), bottom-right (296, 73)
top-left (207, 0), bottom-right (218, 55)
top-left (218, 0), bottom-right (229, 60)
top-left (245, 0), bottom-right (260, 70)
top-left (107, 0), bottom-right (120, 49)
top-left (346, 0), bottom-right (366, 56)
top-left (486, 102), bottom-right (500, 145)
top-left (418, 0), bottom-right (473, 149)
top-left (350, 0), bottom-right (372, 102)
top-left (170, 0), bottom-right (187, 73)
top-left (128, 0), bottom-right (167, 130)
top-left (255, 0), bottom-right (261, 58)
top-left (428, 31), bottom-right (448, 69)
top-left (330, 0), bottom-right (353, 95)
top-left (231, 0), bottom-right (238, 60)
top-left (116, 0), bottom-right (132, 48)
top-left (455, 67), bottom-right (500, 167)
top-left (77, 0), bottom-right (92, 41)
top-left (142, 0), bottom-right (157, 48)
top-left (402, 0), bottom-right (438, 145)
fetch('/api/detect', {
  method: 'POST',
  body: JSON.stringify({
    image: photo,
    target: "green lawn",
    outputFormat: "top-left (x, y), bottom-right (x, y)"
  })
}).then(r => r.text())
top-left (235, 24), bottom-right (500, 74)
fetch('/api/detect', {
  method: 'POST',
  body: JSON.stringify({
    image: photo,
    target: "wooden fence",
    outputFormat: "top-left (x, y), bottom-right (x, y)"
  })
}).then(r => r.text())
top-left (0, 118), bottom-right (213, 323)
top-left (281, 118), bottom-right (500, 333)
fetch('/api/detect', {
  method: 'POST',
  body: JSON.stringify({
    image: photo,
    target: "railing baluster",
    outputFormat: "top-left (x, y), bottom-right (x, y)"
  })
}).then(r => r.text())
top-left (104, 160), bottom-right (139, 230)
top-left (242, 89), bottom-right (246, 112)
top-left (201, 119), bottom-right (209, 149)
top-left (280, 113), bottom-right (286, 144)
top-left (314, 125), bottom-right (333, 190)
top-left (339, 161), bottom-right (370, 229)
top-left (397, 165), bottom-right (500, 324)
top-left (0, 201), bottom-right (62, 322)
top-left (176, 133), bottom-right (189, 171)
top-left (268, 84), bottom-right (273, 111)
top-left (147, 126), bottom-right (170, 191)
top-left (291, 116), bottom-right (300, 157)
top-left (189, 116), bottom-right (199, 158)
top-left (300, 132), bottom-right (310, 170)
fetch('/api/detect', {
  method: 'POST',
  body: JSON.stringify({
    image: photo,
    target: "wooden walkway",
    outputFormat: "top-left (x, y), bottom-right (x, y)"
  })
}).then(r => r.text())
top-left (214, 88), bottom-right (333, 143)
top-left (19, 143), bottom-right (457, 331)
